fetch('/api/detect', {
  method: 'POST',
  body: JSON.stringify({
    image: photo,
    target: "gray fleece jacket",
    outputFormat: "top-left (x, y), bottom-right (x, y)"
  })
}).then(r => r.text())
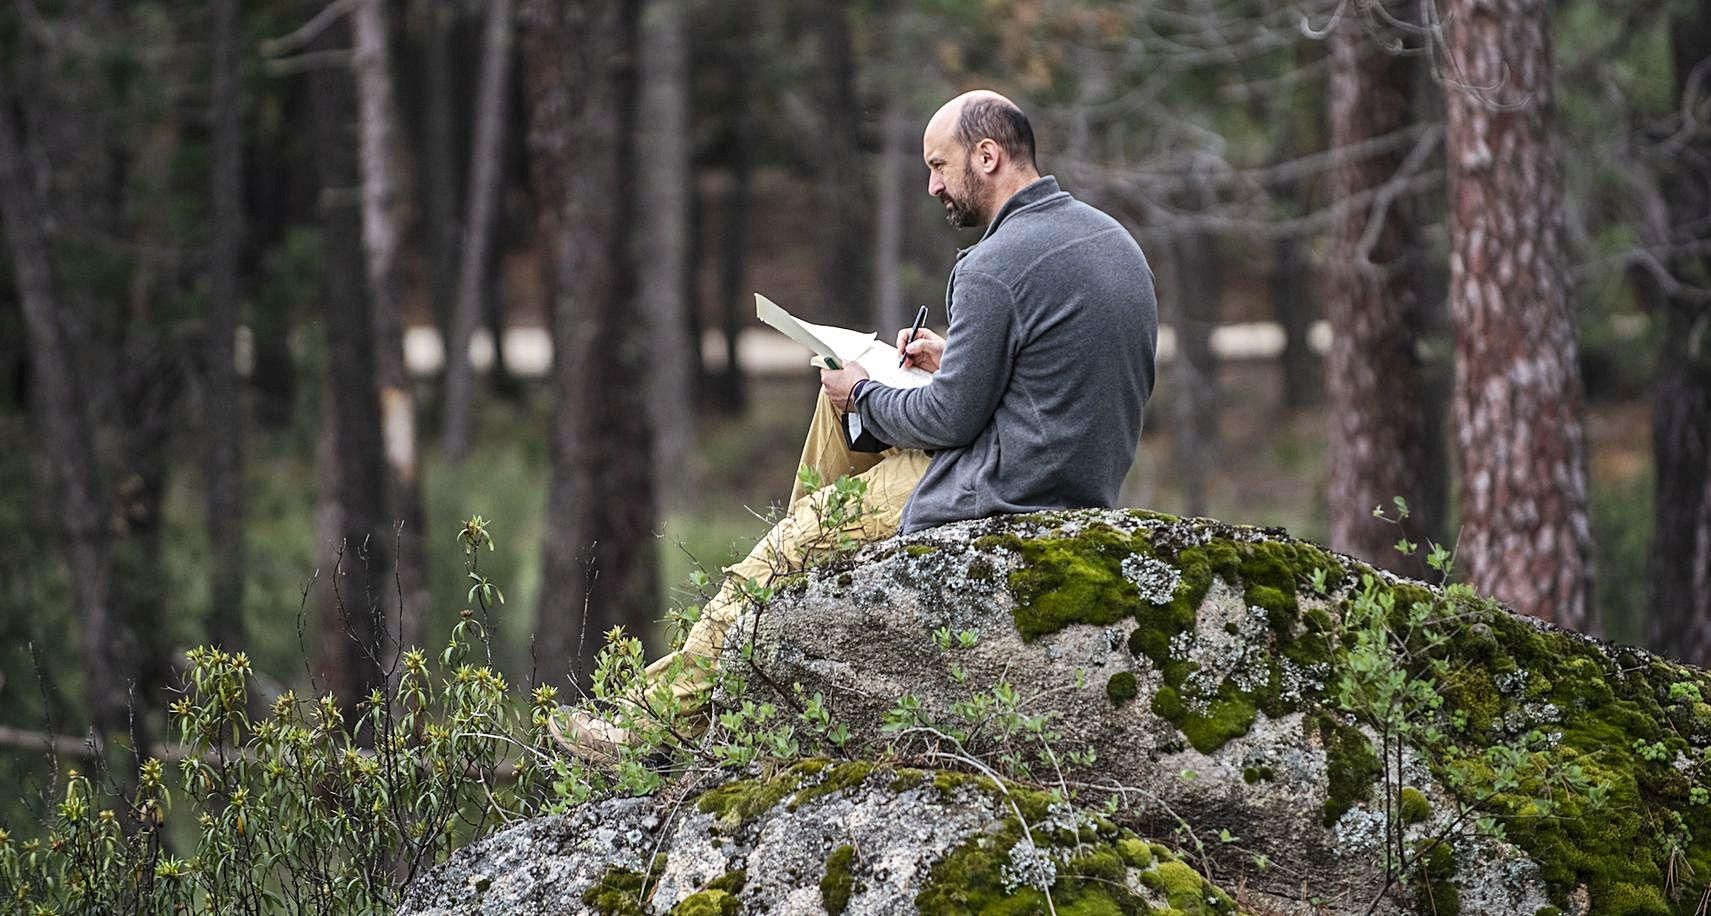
top-left (855, 175), bottom-right (1158, 533)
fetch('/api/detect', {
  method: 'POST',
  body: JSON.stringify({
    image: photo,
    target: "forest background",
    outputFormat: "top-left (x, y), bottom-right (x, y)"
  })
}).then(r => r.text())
top-left (0, 0), bottom-right (1707, 828)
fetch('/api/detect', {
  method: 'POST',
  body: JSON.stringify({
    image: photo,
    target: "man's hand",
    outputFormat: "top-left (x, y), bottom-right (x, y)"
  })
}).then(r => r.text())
top-left (896, 327), bottom-right (946, 373)
top-left (821, 363), bottom-right (870, 411)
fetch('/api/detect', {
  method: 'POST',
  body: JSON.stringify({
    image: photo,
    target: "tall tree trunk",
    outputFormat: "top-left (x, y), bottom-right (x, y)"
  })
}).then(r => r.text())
top-left (442, 0), bottom-right (515, 461)
top-left (352, 0), bottom-right (429, 658)
top-left (418, 0), bottom-right (461, 345)
top-left (522, 0), bottom-right (657, 689)
top-left (1323, 3), bottom-right (1431, 574)
top-left (1273, 235), bottom-right (1319, 409)
top-left (1645, 7), bottom-right (1711, 661)
top-left (639, 0), bottom-right (694, 511)
top-left (1165, 174), bottom-right (1222, 519)
top-left (871, 84), bottom-right (911, 336)
top-left (1443, 0), bottom-right (1594, 629)
top-left (204, 0), bottom-right (248, 651)
top-left (715, 44), bottom-right (753, 414)
top-left (307, 9), bottom-right (390, 713)
top-left (811, 0), bottom-right (867, 326)
top-left (0, 97), bottom-right (120, 736)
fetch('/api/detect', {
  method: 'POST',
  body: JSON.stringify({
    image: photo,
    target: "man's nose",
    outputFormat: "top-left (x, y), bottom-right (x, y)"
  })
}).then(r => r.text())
top-left (927, 172), bottom-right (943, 197)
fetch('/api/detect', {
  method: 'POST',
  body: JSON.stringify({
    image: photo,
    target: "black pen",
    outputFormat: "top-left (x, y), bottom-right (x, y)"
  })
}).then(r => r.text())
top-left (899, 305), bottom-right (929, 367)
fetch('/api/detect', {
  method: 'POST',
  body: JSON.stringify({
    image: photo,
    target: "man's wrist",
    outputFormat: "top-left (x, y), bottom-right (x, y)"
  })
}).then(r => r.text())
top-left (848, 378), bottom-right (872, 411)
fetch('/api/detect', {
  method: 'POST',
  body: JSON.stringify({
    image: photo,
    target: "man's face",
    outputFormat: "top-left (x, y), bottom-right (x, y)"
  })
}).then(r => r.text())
top-left (924, 123), bottom-right (988, 229)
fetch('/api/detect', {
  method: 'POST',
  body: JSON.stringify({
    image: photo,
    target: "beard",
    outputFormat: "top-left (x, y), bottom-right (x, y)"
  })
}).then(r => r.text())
top-left (941, 162), bottom-right (987, 228)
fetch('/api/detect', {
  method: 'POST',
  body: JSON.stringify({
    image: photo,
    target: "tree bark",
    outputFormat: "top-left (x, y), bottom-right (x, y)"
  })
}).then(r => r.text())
top-left (307, 7), bottom-right (391, 713)
top-left (441, 0), bottom-right (515, 461)
top-left (639, 0), bottom-right (695, 511)
top-left (204, 0), bottom-right (248, 651)
top-left (1443, 0), bottom-right (1594, 630)
top-left (811, 0), bottom-right (867, 326)
top-left (352, 0), bottom-right (430, 658)
top-left (871, 82), bottom-right (911, 337)
top-left (522, 0), bottom-right (658, 690)
top-left (1323, 2), bottom-right (1431, 574)
top-left (0, 94), bottom-right (120, 736)
top-left (1645, 7), bottom-right (1711, 661)
top-left (1164, 175), bottom-right (1222, 519)
top-left (714, 38), bottom-right (753, 414)
top-left (418, 0), bottom-right (461, 345)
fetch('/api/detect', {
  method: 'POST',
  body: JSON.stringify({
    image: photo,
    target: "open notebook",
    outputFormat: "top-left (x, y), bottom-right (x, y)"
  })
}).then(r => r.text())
top-left (754, 293), bottom-right (932, 390)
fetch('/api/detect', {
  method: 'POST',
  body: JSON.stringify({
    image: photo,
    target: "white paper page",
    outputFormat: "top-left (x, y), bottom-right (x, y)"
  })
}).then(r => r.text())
top-left (756, 292), bottom-right (931, 389)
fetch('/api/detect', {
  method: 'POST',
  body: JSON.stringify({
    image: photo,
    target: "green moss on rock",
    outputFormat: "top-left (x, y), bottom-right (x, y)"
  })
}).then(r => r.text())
top-left (670, 889), bottom-right (738, 916)
top-left (583, 855), bottom-right (668, 915)
top-left (1399, 787), bottom-right (1431, 825)
top-left (1320, 717), bottom-right (1381, 827)
top-left (1106, 671), bottom-right (1139, 707)
top-left (821, 844), bottom-right (856, 914)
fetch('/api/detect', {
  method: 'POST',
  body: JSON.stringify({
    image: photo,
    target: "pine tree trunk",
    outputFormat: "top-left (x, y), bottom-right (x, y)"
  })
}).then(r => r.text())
top-left (352, 0), bottom-right (429, 658)
top-left (204, 0), bottom-right (248, 651)
top-left (307, 8), bottom-right (391, 712)
top-left (522, 0), bottom-right (657, 690)
top-left (0, 97), bottom-right (121, 735)
top-left (639, 0), bottom-right (695, 511)
top-left (1645, 7), bottom-right (1711, 661)
top-left (715, 40), bottom-right (753, 414)
top-left (1165, 179), bottom-right (1222, 518)
top-left (871, 85), bottom-right (911, 337)
top-left (812, 0), bottom-right (867, 326)
top-left (1443, 0), bottom-right (1594, 629)
top-left (1324, 2), bottom-right (1430, 573)
top-left (442, 0), bottom-right (514, 461)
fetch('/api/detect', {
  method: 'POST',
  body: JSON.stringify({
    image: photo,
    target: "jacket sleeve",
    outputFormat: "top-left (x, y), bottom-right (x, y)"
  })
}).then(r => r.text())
top-left (855, 269), bottom-right (1016, 451)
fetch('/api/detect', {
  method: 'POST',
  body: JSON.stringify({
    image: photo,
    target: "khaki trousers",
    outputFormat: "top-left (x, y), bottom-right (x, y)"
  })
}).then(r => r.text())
top-left (643, 391), bottom-right (929, 699)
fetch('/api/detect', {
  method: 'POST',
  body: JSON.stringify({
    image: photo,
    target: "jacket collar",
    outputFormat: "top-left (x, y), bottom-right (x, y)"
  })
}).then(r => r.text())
top-left (957, 175), bottom-right (1063, 260)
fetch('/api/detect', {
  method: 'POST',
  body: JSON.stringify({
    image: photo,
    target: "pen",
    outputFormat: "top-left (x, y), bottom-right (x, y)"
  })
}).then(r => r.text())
top-left (900, 305), bottom-right (929, 367)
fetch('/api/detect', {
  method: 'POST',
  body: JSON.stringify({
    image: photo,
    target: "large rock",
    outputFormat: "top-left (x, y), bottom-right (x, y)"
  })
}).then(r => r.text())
top-left (396, 759), bottom-right (1238, 915)
top-left (405, 509), bottom-right (1711, 915)
top-left (731, 509), bottom-right (1711, 915)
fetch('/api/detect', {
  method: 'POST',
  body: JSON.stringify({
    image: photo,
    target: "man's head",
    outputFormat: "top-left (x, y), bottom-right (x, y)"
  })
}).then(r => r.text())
top-left (922, 90), bottom-right (1041, 229)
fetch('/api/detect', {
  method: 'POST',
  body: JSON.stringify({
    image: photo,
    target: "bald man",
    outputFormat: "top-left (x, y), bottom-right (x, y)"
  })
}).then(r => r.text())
top-left (553, 91), bottom-right (1158, 761)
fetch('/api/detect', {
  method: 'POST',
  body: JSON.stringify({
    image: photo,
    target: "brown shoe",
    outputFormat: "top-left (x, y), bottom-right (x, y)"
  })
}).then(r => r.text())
top-left (547, 705), bottom-right (631, 765)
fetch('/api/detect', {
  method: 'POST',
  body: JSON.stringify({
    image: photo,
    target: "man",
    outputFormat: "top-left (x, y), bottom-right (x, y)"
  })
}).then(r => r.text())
top-left (554, 89), bottom-right (1157, 760)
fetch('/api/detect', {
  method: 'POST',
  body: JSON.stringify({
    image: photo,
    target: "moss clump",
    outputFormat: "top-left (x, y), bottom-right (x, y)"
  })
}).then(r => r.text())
top-left (696, 774), bottom-right (798, 827)
top-left (983, 526), bottom-right (1149, 640)
top-left (583, 855), bottom-right (668, 915)
top-left (1106, 671), bottom-right (1138, 707)
top-left (915, 771), bottom-right (1234, 914)
top-left (789, 760), bottom-right (877, 810)
top-left (1242, 766), bottom-right (1274, 785)
top-left (670, 889), bottom-right (738, 916)
top-left (1320, 717), bottom-right (1380, 827)
top-left (905, 543), bottom-right (938, 557)
top-left (821, 844), bottom-right (857, 914)
top-left (1399, 787), bottom-right (1431, 825)
top-left (706, 869), bottom-right (746, 894)
top-left (1152, 679), bottom-right (1259, 755)
top-left (1409, 840), bottom-right (1459, 916)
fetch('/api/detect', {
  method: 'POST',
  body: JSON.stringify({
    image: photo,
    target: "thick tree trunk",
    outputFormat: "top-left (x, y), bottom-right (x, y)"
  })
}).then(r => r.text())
top-left (0, 97), bottom-right (120, 735)
top-left (1443, 0), bottom-right (1594, 630)
top-left (811, 0), bottom-right (867, 326)
top-left (442, 0), bottom-right (515, 461)
top-left (639, 0), bottom-right (695, 511)
top-left (204, 0), bottom-right (248, 651)
top-left (352, 0), bottom-right (429, 658)
top-left (1323, 3), bottom-right (1431, 574)
top-left (307, 9), bottom-right (391, 712)
top-left (522, 0), bottom-right (658, 690)
top-left (1645, 8), bottom-right (1711, 661)
top-left (1273, 235), bottom-right (1318, 409)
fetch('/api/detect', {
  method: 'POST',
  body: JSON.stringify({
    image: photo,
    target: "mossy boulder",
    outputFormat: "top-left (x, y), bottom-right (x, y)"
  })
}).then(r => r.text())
top-left (396, 759), bottom-right (1236, 915)
top-left (725, 509), bottom-right (1711, 914)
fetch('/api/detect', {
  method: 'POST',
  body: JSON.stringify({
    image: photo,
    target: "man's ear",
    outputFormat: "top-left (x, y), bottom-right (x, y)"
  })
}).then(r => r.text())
top-left (975, 138), bottom-right (1002, 175)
